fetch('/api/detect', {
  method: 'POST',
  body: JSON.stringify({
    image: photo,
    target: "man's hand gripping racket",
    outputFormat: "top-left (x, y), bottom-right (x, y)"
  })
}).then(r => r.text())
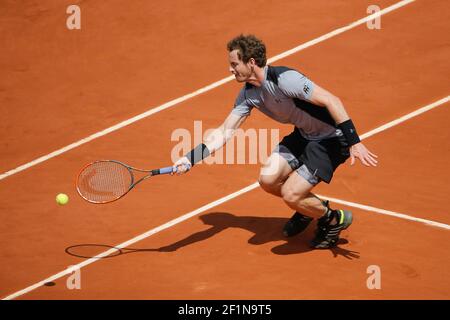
top-left (172, 156), bottom-right (192, 175)
top-left (76, 159), bottom-right (191, 204)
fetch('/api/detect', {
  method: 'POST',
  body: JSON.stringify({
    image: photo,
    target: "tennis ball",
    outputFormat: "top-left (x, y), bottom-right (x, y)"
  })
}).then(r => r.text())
top-left (56, 193), bottom-right (69, 205)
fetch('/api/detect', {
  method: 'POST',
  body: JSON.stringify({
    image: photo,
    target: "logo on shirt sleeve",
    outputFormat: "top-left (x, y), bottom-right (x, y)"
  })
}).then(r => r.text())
top-left (303, 84), bottom-right (311, 95)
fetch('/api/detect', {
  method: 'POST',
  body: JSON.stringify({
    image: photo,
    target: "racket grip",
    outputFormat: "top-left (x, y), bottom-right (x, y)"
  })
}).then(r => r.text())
top-left (158, 167), bottom-right (175, 175)
top-left (154, 164), bottom-right (191, 175)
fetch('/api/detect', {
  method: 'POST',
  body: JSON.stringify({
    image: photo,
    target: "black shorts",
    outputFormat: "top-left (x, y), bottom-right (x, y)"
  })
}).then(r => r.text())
top-left (274, 127), bottom-right (350, 185)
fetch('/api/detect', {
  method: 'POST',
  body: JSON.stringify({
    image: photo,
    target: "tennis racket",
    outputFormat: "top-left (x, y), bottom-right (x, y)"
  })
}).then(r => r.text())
top-left (76, 160), bottom-right (187, 204)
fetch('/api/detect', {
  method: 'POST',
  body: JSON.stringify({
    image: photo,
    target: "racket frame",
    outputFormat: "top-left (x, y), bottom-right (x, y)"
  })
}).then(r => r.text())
top-left (76, 160), bottom-right (174, 204)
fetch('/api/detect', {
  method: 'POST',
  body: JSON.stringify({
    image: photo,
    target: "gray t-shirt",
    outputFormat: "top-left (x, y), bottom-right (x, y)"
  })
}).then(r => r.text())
top-left (233, 65), bottom-right (339, 140)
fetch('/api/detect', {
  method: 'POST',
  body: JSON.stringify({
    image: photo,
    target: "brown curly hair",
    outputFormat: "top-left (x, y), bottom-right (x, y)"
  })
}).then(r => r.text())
top-left (227, 34), bottom-right (267, 67)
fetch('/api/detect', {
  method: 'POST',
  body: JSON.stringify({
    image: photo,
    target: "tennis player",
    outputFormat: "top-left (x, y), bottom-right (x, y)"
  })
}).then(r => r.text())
top-left (173, 34), bottom-right (377, 248)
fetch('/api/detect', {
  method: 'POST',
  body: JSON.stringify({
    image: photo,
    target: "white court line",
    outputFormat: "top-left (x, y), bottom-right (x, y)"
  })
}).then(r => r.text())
top-left (2, 182), bottom-right (259, 300)
top-left (3, 95), bottom-right (449, 300)
top-left (317, 195), bottom-right (450, 230)
top-left (0, 0), bottom-right (416, 181)
top-left (266, 0), bottom-right (415, 64)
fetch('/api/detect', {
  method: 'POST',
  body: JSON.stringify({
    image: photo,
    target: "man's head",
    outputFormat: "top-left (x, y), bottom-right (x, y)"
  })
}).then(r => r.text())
top-left (227, 34), bottom-right (266, 82)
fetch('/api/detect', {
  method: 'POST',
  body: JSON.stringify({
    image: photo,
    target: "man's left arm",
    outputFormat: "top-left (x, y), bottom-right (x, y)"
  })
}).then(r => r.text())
top-left (309, 84), bottom-right (378, 167)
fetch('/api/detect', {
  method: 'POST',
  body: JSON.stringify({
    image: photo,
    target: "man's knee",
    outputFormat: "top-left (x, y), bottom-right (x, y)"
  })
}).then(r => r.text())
top-left (281, 183), bottom-right (305, 205)
top-left (280, 172), bottom-right (316, 206)
top-left (258, 175), bottom-right (279, 193)
top-left (258, 153), bottom-right (292, 194)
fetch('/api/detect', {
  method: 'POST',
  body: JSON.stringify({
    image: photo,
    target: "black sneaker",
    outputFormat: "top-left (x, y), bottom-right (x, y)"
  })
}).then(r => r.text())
top-left (309, 210), bottom-right (353, 249)
top-left (283, 212), bottom-right (313, 237)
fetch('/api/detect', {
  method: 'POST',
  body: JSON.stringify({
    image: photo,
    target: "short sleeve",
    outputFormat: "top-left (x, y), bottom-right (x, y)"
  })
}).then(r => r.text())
top-left (277, 70), bottom-right (315, 101)
top-left (232, 87), bottom-right (253, 117)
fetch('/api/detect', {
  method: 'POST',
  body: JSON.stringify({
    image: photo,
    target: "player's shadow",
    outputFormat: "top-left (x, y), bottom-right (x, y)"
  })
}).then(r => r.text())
top-left (65, 212), bottom-right (359, 260)
top-left (157, 212), bottom-right (359, 259)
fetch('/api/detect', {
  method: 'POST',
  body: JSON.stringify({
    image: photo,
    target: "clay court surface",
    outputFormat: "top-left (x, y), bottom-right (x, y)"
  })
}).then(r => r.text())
top-left (1, 0), bottom-right (449, 300)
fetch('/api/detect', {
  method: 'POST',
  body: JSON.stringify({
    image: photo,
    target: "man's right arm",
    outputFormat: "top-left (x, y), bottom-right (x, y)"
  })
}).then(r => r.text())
top-left (203, 112), bottom-right (248, 154)
top-left (173, 112), bottom-right (248, 174)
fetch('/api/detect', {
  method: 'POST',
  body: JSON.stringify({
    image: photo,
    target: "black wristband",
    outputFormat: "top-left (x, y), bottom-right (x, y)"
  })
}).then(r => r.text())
top-left (185, 143), bottom-right (211, 166)
top-left (338, 119), bottom-right (360, 146)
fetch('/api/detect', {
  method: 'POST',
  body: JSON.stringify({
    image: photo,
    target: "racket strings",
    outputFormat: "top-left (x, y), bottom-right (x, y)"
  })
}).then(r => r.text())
top-left (77, 161), bottom-right (133, 203)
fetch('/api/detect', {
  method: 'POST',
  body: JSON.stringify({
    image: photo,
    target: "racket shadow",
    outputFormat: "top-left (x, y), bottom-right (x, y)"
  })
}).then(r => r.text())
top-left (65, 212), bottom-right (359, 260)
top-left (65, 244), bottom-right (159, 259)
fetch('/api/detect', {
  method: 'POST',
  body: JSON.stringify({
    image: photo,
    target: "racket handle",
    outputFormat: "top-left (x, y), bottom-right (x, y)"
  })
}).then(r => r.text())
top-left (158, 167), bottom-right (175, 175)
top-left (154, 164), bottom-right (191, 175)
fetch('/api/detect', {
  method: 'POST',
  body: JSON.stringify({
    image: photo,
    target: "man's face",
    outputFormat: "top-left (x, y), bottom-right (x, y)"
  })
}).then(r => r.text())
top-left (228, 49), bottom-right (253, 82)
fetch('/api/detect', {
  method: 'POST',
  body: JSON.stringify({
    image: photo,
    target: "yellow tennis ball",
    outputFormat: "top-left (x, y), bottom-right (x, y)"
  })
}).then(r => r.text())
top-left (56, 193), bottom-right (69, 205)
